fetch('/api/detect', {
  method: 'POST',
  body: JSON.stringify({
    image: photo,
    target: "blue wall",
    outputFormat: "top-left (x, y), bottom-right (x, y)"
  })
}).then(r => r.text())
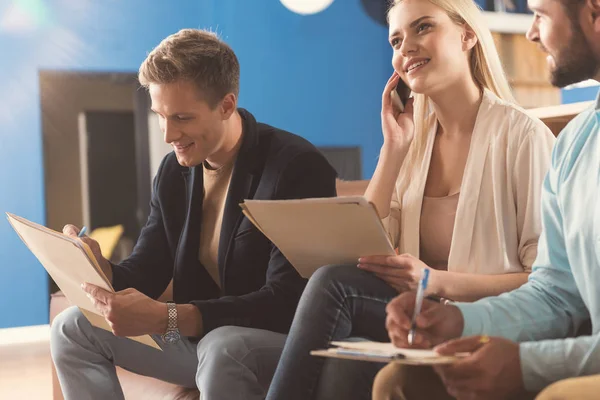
top-left (0, 0), bottom-right (390, 328)
top-left (214, 1), bottom-right (391, 177)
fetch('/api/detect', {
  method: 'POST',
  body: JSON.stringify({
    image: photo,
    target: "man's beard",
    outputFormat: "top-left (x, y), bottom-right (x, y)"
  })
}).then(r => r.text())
top-left (549, 22), bottom-right (598, 88)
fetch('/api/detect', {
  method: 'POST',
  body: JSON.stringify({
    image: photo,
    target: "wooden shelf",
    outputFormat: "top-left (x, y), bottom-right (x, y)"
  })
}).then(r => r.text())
top-left (491, 32), bottom-right (560, 108)
top-left (528, 101), bottom-right (594, 123)
top-left (483, 11), bottom-right (533, 34)
top-left (527, 101), bottom-right (594, 135)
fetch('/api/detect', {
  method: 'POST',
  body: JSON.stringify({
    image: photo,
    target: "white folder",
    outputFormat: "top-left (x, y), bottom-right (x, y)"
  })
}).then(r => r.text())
top-left (311, 341), bottom-right (469, 365)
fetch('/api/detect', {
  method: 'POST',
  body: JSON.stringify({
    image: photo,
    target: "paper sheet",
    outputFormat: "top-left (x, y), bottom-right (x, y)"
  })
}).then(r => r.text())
top-left (310, 340), bottom-right (469, 365)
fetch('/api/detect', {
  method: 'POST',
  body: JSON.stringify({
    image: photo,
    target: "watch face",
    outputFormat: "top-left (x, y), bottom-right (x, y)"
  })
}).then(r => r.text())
top-left (163, 330), bottom-right (181, 344)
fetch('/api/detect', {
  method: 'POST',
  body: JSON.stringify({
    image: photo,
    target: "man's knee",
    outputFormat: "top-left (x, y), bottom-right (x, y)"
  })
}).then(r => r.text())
top-left (196, 325), bottom-right (283, 390)
top-left (196, 326), bottom-right (285, 396)
top-left (536, 375), bottom-right (600, 400)
top-left (50, 306), bottom-right (88, 363)
top-left (196, 326), bottom-right (255, 367)
top-left (196, 326), bottom-right (285, 374)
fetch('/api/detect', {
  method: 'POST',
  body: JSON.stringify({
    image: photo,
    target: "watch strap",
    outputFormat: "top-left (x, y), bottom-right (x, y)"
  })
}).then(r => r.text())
top-left (166, 301), bottom-right (178, 331)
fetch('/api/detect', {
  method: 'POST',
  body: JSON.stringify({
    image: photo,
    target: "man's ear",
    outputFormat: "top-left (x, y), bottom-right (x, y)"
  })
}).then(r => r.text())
top-left (589, 0), bottom-right (600, 30)
top-left (219, 93), bottom-right (237, 119)
top-left (462, 24), bottom-right (478, 52)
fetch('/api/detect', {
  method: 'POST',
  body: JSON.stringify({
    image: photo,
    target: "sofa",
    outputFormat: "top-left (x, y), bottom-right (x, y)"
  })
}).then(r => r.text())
top-left (50, 179), bottom-right (369, 399)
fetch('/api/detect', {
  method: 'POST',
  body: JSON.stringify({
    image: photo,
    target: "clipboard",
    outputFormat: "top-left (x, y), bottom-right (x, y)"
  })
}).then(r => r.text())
top-left (240, 196), bottom-right (396, 278)
top-left (310, 341), bottom-right (468, 365)
top-left (6, 213), bottom-right (161, 350)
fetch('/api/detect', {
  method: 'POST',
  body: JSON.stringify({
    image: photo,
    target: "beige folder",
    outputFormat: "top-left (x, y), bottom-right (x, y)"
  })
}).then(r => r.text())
top-left (240, 196), bottom-right (396, 278)
top-left (311, 341), bottom-right (469, 365)
top-left (6, 213), bottom-right (161, 350)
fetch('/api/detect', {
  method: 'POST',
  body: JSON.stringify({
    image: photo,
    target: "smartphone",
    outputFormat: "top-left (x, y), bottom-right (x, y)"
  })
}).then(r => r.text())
top-left (390, 79), bottom-right (411, 112)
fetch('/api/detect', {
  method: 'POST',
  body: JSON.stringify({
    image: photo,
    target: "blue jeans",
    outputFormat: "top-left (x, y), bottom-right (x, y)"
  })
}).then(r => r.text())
top-left (266, 265), bottom-right (399, 400)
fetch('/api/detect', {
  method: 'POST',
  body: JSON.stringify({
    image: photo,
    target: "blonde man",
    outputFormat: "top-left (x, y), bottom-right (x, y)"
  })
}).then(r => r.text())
top-left (50, 29), bottom-right (337, 400)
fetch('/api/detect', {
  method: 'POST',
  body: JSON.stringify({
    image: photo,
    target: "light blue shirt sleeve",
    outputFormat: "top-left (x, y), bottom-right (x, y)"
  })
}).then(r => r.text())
top-left (455, 131), bottom-right (594, 391)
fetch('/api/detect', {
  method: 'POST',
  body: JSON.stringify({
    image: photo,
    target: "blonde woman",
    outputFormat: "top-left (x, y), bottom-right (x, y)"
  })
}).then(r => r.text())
top-left (265, 0), bottom-right (555, 399)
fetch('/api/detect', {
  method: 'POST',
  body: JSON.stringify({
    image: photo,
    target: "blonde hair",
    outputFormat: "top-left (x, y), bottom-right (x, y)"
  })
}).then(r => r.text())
top-left (138, 29), bottom-right (240, 108)
top-left (388, 0), bottom-right (514, 195)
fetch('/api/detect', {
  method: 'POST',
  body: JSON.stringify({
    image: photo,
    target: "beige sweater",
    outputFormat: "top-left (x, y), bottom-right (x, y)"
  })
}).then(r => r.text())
top-left (198, 160), bottom-right (235, 287)
top-left (383, 90), bottom-right (556, 274)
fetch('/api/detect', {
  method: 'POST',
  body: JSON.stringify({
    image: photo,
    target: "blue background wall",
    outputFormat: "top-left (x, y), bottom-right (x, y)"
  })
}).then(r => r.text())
top-left (0, 0), bottom-right (390, 328)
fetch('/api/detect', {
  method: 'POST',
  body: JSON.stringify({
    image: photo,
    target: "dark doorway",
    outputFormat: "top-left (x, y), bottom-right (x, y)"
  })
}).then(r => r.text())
top-left (318, 146), bottom-right (363, 180)
top-left (40, 71), bottom-right (152, 294)
top-left (79, 111), bottom-right (139, 241)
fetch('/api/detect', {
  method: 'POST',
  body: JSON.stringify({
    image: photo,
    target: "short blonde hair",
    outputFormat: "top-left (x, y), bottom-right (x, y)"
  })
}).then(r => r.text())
top-left (139, 29), bottom-right (240, 107)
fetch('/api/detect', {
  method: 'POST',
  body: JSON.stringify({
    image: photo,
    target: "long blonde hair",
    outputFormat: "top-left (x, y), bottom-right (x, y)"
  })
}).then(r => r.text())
top-left (388, 0), bottom-right (514, 195)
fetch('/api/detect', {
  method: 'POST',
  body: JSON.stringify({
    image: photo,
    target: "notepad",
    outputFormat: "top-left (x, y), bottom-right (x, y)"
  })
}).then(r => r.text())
top-left (7, 213), bottom-right (161, 350)
top-left (310, 341), bottom-right (469, 365)
top-left (240, 196), bottom-right (396, 278)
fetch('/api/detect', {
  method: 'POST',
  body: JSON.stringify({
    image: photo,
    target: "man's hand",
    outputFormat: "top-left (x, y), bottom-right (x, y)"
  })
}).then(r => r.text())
top-left (434, 336), bottom-right (526, 400)
top-left (386, 291), bottom-right (463, 348)
top-left (63, 224), bottom-right (113, 283)
top-left (82, 283), bottom-right (167, 337)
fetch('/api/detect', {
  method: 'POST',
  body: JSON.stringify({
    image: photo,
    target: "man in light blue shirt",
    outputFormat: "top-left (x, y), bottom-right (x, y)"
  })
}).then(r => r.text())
top-left (382, 0), bottom-right (600, 399)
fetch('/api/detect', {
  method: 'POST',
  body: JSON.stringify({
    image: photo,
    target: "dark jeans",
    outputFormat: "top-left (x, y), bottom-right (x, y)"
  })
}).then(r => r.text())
top-left (266, 265), bottom-right (399, 400)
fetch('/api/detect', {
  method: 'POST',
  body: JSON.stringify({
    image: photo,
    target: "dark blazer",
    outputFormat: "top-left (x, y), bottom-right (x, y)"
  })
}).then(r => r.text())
top-left (111, 109), bottom-right (337, 335)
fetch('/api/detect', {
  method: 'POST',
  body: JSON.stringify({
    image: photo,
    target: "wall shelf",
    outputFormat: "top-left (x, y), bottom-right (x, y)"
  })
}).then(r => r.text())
top-left (527, 101), bottom-right (595, 135)
top-left (483, 11), bottom-right (533, 34)
top-left (528, 101), bottom-right (594, 123)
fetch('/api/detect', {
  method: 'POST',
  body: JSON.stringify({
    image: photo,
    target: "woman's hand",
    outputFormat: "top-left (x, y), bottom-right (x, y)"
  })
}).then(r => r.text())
top-left (381, 72), bottom-right (415, 152)
top-left (358, 253), bottom-right (436, 293)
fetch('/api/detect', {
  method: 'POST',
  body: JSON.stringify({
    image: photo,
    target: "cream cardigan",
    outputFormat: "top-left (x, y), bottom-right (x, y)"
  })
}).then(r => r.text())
top-left (382, 90), bottom-right (556, 274)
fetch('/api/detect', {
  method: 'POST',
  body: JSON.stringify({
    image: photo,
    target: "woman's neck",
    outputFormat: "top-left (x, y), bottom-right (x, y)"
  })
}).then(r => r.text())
top-left (429, 78), bottom-right (483, 138)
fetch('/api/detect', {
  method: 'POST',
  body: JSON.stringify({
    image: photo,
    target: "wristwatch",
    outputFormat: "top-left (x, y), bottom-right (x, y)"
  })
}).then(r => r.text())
top-left (161, 301), bottom-right (181, 344)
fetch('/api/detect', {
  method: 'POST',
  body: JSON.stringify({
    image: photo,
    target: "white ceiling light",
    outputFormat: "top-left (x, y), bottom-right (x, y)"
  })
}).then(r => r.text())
top-left (280, 0), bottom-right (334, 15)
top-left (0, 4), bottom-right (35, 33)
